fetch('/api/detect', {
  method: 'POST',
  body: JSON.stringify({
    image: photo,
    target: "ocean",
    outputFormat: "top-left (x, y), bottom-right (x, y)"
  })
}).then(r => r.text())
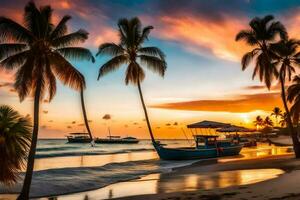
top-left (0, 139), bottom-right (293, 199)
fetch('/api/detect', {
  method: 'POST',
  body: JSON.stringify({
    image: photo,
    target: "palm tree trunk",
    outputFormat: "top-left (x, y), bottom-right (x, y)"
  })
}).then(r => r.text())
top-left (17, 80), bottom-right (42, 200)
top-left (279, 74), bottom-right (300, 158)
top-left (137, 80), bottom-right (156, 144)
top-left (80, 89), bottom-right (93, 142)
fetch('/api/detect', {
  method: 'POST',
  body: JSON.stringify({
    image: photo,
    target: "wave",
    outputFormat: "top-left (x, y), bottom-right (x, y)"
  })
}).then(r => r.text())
top-left (35, 148), bottom-right (155, 159)
top-left (0, 159), bottom-right (198, 198)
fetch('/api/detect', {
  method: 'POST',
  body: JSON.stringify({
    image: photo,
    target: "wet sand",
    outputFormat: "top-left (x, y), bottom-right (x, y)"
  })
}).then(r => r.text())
top-left (118, 155), bottom-right (300, 200)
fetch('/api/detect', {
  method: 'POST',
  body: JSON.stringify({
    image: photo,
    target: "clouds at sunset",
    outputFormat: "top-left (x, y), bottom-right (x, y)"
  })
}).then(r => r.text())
top-left (153, 92), bottom-right (282, 113)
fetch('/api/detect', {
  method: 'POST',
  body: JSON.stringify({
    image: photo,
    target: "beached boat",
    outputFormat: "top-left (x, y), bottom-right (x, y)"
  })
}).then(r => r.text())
top-left (154, 135), bottom-right (243, 160)
top-left (153, 121), bottom-right (243, 160)
top-left (67, 132), bottom-right (91, 143)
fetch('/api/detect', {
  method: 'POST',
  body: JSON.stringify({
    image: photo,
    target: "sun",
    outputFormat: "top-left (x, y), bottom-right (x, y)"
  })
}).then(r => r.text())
top-left (240, 114), bottom-right (250, 124)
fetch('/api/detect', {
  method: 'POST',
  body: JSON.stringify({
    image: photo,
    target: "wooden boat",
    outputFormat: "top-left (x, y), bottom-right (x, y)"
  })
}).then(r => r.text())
top-left (154, 135), bottom-right (243, 160)
top-left (67, 132), bottom-right (91, 143)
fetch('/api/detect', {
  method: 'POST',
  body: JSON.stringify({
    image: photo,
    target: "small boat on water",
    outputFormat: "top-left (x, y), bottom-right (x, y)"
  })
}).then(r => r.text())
top-left (67, 132), bottom-right (91, 143)
top-left (94, 128), bottom-right (139, 144)
top-left (153, 120), bottom-right (243, 160)
top-left (95, 136), bottom-right (139, 144)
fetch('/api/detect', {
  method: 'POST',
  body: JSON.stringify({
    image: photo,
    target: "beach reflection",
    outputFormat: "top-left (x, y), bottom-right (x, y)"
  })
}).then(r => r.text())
top-left (52, 168), bottom-right (283, 200)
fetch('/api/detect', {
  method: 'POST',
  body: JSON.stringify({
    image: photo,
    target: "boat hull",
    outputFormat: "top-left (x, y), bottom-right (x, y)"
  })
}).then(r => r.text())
top-left (67, 138), bottom-right (91, 143)
top-left (154, 143), bottom-right (243, 160)
top-left (94, 139), bottom-right (139, 144)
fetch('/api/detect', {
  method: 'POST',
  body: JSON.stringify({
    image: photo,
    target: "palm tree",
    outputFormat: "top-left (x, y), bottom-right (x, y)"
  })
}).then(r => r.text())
top-left (0, 2), bottom-right (94, 199)
top-left (271, 107), bottom-right (283, 126)
top-left (236, 16), bottom-right (300, 158)
top-left (271, 39), bottom-right (300, 157)
top-left (264, 116), bottom-right (274, 127)
top-left (279, 112), bottom-right (288, 127)
top-left (0, 105), bottom-right (31, 185)
top-left (80, 88), bottom-right (94, 145)
top-left (287, 75), bottom-right (300, 124)
top-left (235, 15), bottom-right (287, 89)
top-left (96, 17), bottom-right (167, 143)
top-left (253, 115), bottom-right (264, 130)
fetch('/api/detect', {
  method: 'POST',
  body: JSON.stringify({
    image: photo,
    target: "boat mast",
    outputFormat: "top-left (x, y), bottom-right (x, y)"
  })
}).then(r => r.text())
top-left (108, 127), bottom-right (111, 139)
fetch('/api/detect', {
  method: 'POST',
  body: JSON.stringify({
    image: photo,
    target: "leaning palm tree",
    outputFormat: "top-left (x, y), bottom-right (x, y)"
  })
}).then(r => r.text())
top-left (96, 17), bottom-right (167, 143)
top-left (271, 107), bottom-right (283, 126)
top-left (253, 115), bottom-right (264, 130)
top-left (0, 2), bottom-right (94, 199)
top-left (271, 39), bottom-right (300, 157)
top-left (287, 75), bottom-right (300, 124)
top-left (235, 15), bottom-right (287, 89)
top-left (80, 87), bottom-right (94, 145)
top-left (0, 105), bottom-right (31, 185)
top-left (263, 116), bottom-right (274, 127)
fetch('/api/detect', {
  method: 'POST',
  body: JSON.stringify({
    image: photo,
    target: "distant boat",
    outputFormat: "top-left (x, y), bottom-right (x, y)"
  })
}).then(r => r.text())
top-left (153, 120), bottom-right (243, 160)
top-left (67, 132), bottom-right (91, 143)
top-left (94, 128), bottom-right (139, 144)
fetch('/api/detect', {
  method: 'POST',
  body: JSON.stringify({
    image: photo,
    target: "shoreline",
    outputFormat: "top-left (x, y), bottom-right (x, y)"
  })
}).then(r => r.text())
top-left (117, 154), bottom-right (300, 200)
top-left (46, 153), bottom-right (295, 200)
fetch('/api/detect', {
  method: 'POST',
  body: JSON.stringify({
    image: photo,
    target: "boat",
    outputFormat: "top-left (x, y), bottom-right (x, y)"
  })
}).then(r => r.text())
top-left (94, 128), bottom-right (139, 144)
top-left (67, 132), bottom-right (92, 143)
top-left (154, 135), bottom-right (243, 160)
top-left (153, 120), bottom-right (243, 160)
top-left (95, 136), bottom-right (139, 144)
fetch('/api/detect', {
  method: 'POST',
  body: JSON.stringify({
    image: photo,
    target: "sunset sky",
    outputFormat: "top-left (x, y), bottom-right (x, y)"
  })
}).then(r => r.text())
top-left (1, 0), bottom-right (300, 139)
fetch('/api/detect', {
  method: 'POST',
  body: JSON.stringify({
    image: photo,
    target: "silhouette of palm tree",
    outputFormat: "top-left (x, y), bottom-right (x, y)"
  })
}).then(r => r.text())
top-left (271, 107), bottom-right (283, 126)
top-left (264, 116), bottom-right (274, 127)
top-left (96, 17), bottom-right (167, 143)
top-left (0, 2), bottom-right (94, 199)
top-left (235, 15), bottom-right (287, 89)
top-left (271, 39), bottom-right (300, 156)
top-left (236, 15), bottom-right (300, 158)
top-left (253, 115), bottom-right (264, 130)
top-left (0, 105), bottom-right (31, 185)
top-left (288, 75), bottom-right (300, 124)
top-left (279, 112), bottom-right (288, 127)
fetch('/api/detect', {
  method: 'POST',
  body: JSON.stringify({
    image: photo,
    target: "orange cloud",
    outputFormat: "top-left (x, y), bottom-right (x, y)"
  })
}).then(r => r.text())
top-left (152, 92), bottom-right (282, 113)
top-left (148, 15), bottom-right (251, 61)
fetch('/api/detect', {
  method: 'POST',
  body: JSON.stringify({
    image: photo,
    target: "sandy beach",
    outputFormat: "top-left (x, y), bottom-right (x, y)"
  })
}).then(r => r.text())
top-left (115, 155), bottom-right (300, 200)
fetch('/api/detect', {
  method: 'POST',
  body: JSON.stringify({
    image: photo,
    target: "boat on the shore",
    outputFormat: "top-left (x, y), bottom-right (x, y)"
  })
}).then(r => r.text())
top-left (154, 135), bottom-right (243, 160)
top-left (153, 120), bottom-right (243, 160)
top-left (66, 132), bottom-right (92, 143)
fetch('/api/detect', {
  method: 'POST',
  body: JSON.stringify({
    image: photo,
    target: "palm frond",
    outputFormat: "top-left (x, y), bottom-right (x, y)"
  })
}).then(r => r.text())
top-left (51, 29), bottom-right (88, 47)
top-left (0, 105), bottom-right (31, 185)
top-left (14, 55), bottom-right (34, 101)
top-left (50, 15), bottom-right (71, 39)
top-left (98, 55), bottom-right (127, 79)
top-left (56, 47), bottom-right (95, 63)
top-left (235, 30), bottom-right (257, 45)
top-left (96, 43), bottom-right (124, 57)
top-left (0, 50), bottom-right (29, 70)
top-left (0, 43), bottom-right (28, 60)
top-left (125, 62), bottom-right (145, 85)
top-left (0, 17), bottom-right (33, 42)
top-left (138, 25), bottom-right (153, 44)
top-left (139, 55), bottom-right (166, 77)
top-left (44, 59), bottom-right (56, 101)
top-left (50, 52), bottom-right (85, 91)
top-left (268, 21), bottom-right (287, 40)
top-left (138, 47), bottom-right (165, 60)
